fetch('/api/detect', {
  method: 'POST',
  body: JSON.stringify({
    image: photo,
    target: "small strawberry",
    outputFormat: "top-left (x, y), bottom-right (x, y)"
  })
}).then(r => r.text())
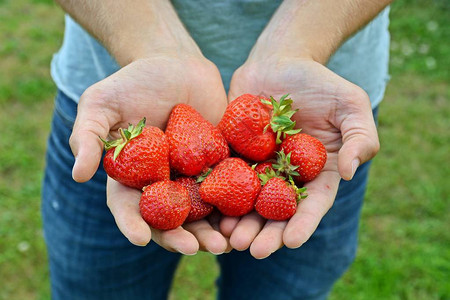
top-left (165, 104), bottom-right (230, 176)
top-left (253, 162), bottom-right (275, 176)
top-left (279, 133), bottom-right (327, 183)
top-left (102, 118), bottom-right (170, 189)
top-left (255, 177), bottom-right (306, 221)
top-left (218, 94), bottom-right (300, 162)
top-left (139, 180), bottom-right (191, 230)
top-left (175, 177), bottom-right (213, 223)
top-left (199, 158), bottom-right (261, 217)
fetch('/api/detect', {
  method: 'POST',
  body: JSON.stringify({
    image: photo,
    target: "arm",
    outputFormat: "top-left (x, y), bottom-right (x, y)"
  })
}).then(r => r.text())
top-left (249, 0), bottom-right (392, 64)
top-left (56, 0), bottom-right (230, 255)
top-left (225, 0), bottom-right (390, 258)
top-left (55, 0), bottom-right (201, 66)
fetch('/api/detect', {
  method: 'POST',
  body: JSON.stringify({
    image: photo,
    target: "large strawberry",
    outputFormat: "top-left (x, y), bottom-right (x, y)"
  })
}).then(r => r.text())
top-left (255, 177), bottom-right (306, 221)
top-left (175, 177), bottom-right (213, 223)
top-left (199, 157), bottom-right (261, 217)
top-left (165, 104), bottom-right (230, 176)
top-left (102, 118), bottom-right (170, 189)
top-left (218, 94), bottom-right (300, 162)
top-left (139, 180), bottom-right (191, 230)
top-left (279, 133), bottom-right (327, 183)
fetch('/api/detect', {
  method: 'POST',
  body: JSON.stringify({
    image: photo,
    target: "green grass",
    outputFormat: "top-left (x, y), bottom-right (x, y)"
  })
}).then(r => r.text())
top-left (0, 0), bottom-right (448, 299)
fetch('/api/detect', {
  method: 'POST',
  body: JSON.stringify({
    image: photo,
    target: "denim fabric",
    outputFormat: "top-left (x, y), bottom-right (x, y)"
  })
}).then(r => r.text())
top-left (42, 90), bottom-right (377, 300)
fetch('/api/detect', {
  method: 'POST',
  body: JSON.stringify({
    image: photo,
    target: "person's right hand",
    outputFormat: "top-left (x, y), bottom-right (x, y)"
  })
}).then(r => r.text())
top-left (69, 54), bottom-right (230, 255)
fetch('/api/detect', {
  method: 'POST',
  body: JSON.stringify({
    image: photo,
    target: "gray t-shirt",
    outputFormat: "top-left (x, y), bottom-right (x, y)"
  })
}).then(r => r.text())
top-left (51, 1), bottom-right (390, 108)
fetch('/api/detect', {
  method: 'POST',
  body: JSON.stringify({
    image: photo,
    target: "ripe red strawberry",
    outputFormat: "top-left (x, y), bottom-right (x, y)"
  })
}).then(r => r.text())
top-left (102, 118), bottom-right (170, 189)
top-left (165, 104), bottom-right (230, 176)
top-left (218, 94), bottom-right (300, 162)
top-left (280, 133), bottom-right (327, 183)
top-left (175, 177), bottom-right (213, 223)
top-left (253, 162), bottom-right (275, 176)
top-left (255, 177), bottom-right (305, 221)
top-left (139, 180), bottom-right (191, 230)
top-left (199, 158), bottom-right (261, 217)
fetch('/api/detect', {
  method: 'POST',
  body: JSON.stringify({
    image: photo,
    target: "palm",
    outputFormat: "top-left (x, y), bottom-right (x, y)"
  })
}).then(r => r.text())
top-left (70, 56), bottom-right (230, 255)
top-left (224, 58), bottom-right (379, 258)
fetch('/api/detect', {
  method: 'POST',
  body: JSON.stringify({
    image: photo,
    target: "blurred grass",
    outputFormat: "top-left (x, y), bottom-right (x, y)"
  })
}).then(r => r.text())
top-left (0, 0), bottom-right (448, 299)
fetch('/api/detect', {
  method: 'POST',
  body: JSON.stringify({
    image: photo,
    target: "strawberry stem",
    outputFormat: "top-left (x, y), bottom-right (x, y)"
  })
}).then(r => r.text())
top-left (263, 94), bottom-right (302, 144)
top-left (196, 168), bottom-right (213, 183)
top-left (289, 179), bottom-right (308, 201)
top-left (272, 151), bottom-right (300, 182)
top-left (100, 117), bottom-right (146, 160)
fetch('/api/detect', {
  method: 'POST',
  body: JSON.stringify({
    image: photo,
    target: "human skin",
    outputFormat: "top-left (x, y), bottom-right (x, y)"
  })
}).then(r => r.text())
top-left (221, 0), bottom-right (391, 259)
top-left (61, 0), bottom-right (391, 257)
top-left (58, 0), bottom-right (230, 255)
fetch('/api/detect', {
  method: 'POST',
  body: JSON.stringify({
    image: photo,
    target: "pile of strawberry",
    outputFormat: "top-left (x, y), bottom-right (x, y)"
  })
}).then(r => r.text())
top-left (102, 94), bottom-right (327, 230)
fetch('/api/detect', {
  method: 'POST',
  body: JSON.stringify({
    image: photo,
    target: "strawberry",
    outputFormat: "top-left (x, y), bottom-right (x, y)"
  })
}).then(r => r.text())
top-left (139, 180), bottom-right (191, 230)
top-left (165, 104), bottom-right (230, 176)
top-left (253, 162), bottom-right (275, 176)
top-left (199, 157), bottom-right (261, 217)
top-left (218, 94), bottom-right (300, 162)
top-left (279, 133), bottom-right (327, 183)
top-left (175, 177), bottom-right (213, 223)
top-left (102, 118), bottom-right (170, 189)
top-left (255, 177), bottom-right (306, 221)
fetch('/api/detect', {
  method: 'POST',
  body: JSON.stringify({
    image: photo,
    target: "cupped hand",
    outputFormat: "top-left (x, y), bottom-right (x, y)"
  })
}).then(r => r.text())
top-left (223, 57), bottom-right (380, 258)
top-left (69, 55), bottom-right (230, 255)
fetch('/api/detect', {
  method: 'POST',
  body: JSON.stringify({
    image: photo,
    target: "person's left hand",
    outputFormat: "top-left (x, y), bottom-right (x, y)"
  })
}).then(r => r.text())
top-left (220, 55), bottom-right (380, 259)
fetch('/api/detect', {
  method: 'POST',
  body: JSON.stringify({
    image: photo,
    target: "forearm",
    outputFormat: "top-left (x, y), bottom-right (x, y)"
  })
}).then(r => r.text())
top-left (252, 0), bottom-right (392, 64)
top-left (55, 0), bottom-right (201, 66)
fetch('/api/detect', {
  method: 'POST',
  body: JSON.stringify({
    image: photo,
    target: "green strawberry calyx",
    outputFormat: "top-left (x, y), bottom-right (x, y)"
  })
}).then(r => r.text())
top-left (289, 179), bottom-right (308, 202)
top-left (272, 150), bottom-right (301, 182)
top-left (254, 164), bottom-right (285, 186)
top-left (196, 168), bottom-right (213, 183)
top-left (261, 94), bottom-right (302, 144)
top-left (100, 117), bottom-right (146, 160)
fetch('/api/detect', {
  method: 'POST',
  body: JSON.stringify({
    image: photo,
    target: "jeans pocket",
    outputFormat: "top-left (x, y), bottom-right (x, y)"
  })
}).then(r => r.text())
top-left (54, 90), bottom-right (78, 129)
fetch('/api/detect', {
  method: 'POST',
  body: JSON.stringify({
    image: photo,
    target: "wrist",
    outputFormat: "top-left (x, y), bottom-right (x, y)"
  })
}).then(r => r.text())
top-left (62, 0), bottom-right (203, 66)
top-left (248, 0), bottom-right (391, 65)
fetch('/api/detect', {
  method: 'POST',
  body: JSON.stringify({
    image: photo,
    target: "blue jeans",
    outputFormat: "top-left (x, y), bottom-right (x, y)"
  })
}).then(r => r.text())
top-left (42, 90), bottom-right (376, 300)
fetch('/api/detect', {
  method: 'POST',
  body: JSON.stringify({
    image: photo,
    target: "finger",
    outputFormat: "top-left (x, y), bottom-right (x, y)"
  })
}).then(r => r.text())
top-left (250, 220), bottom-right (287, 259)
top-left (183, 219), bottom-right (229, 255)
top-left (106, 177), bottom-right (151, 246)
top-left (107, 178), bottom-right (200, 254)
top-left (70, 89), bottom-right (120, 182)
top-left (229, 211), bottom-right (266, 251)
top-left (283, 170), bottom-right (341, 248)
top-left (150, 227), bottom-right (199, 255)
top-left (219, 216), bottom-right (240, 238)
top-left (337, 96), bottom-right (380, 181)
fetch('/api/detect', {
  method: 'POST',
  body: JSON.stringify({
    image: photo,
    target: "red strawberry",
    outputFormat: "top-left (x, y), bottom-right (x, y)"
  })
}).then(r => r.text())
top-left (139, 180), bottom-right (191, 230)
top-left (199, 158), bottom-right (261, 217)
top-left (175, 177), bottom-right (213, 223)
top-left (102, 118), bottom-right (170, 189)
top-left (255, 177), bottom-right (305, 221)
top-left (280, 133), bottom-right (327, 183)
top-left (218, 94), bottom-right (300, 162)
top-left (165, 104), bottom-right (230, 176)
top-left (254, 162), bottom-right (275, 175)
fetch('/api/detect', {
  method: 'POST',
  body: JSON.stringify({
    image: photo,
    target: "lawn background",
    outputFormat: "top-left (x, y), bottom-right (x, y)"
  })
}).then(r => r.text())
top-left (0, 0), bottom-right (448, 299)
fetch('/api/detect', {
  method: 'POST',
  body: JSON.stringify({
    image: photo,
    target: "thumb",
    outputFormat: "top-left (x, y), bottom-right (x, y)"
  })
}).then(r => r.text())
top-left (69, 89), bottom-right (119, 182)
top-left (338, 111), bottom-right (380, 181)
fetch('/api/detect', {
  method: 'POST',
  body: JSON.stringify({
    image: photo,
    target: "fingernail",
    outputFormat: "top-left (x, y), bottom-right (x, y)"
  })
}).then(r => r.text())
top-left (176, 249), bottom-right (197, 256)
top-left (71, 156), bottom-right (78, 181)
top-left (350, 158), bottom-right (360, 180)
